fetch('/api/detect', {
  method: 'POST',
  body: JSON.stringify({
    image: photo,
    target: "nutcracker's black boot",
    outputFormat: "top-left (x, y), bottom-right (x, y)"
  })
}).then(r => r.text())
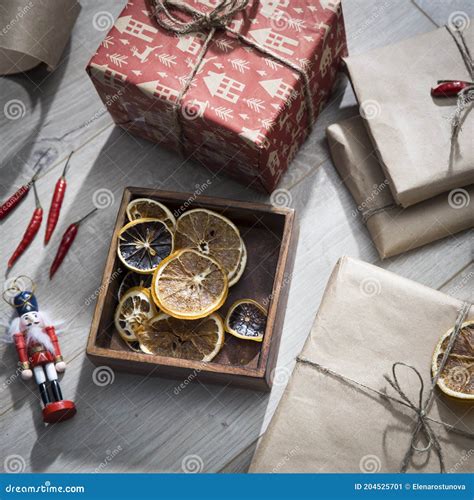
top-left (50, 380), bottom-right (63, 402)
top-left (38, 383), bottom-right (51, 406)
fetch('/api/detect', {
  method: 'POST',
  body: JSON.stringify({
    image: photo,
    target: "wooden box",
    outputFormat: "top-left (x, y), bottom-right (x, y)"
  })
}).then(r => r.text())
top-left (86, 187), bottom-right (297, 391)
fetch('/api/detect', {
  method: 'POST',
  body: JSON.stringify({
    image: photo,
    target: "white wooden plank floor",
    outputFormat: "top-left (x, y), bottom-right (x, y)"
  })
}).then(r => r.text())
top-left (0, 0), bottom-right (472, 473)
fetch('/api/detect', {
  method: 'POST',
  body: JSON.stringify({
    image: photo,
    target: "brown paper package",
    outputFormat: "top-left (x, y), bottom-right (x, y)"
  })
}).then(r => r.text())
top-left (0, 0), bottom-right (80, 75)
top-left (344, 23), bottom-right (474, 208)
top-left (250, 257), bottom-right (473, 473)
top-left (327, 116), bottom-right (474, 259)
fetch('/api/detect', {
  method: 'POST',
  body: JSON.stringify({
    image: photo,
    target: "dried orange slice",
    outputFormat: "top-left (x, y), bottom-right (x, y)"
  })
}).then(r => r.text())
top-left (225, 299), bottom-right (267, 342)
top-left (432, 320), bottom-right (473, 401)
top-left (126, 198), bottom-right (176, 231)
top-left (174, 208), bottom-right (242, 278)
top-left (138, 313), bottom-right (224, 362)
top-left (124, 340), bottom-right (143, 353)
top-left (229, 240), bottom-right (247, 287)
top-left (117, 271), bottom-right (153, 300)
top-left (114, 287), bottom-right (156, 342)
top-left (151, 249), bottom-right (228, 320)
top-left (117, 218), bottom-right (173, 274)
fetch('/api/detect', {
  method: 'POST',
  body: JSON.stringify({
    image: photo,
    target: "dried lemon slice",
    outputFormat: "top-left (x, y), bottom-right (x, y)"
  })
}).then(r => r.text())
top-left (117, 271), bottom-right (153, 300)
top-left (117, 218), bottom-right (173, 274)
top-left (126, 198), bottom-right (176, 231)
top-left (114, 287), bottom-right (156, 342)
top-left (225, 299), bottom-right (267, 342)
top-left (229, 240), bottom-right (247, 287)
top-left (138, 313), bottom-right (224, 362)
top-left (151, 248), bottom-right (228, 320)
top-left (432, 320), bottom-right (473, 401)
top-left (174, 208), bottom-right (242, 278)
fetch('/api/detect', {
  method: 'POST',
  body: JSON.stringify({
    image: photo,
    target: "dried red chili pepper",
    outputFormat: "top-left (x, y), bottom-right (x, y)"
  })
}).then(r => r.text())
top-left (8, 183), bottom-right (43, 268)
top-left (431, 80), bottom-right (472, 97)
top-left (44, 152), bottom-right (73, 245)
top-left (49, 208), bottom-right (98, 279)
top-left (0, 149), bottom-right (49, 220)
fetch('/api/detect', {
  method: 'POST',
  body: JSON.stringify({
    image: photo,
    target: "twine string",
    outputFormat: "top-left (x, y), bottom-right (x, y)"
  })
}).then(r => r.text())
top-left (296, 302), bottom-right (473, 473)
top-left (444, 26), bottom-right (474, 149)
top-left (151, 0), bottom-right (315, 155)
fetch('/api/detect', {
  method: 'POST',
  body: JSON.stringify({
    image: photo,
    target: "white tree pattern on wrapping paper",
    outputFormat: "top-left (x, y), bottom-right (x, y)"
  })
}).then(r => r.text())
top-left (158, 54), bottom-right (177, 68)
top-left (264, 58), bottom-right (283, 71)
top-left (213, 107), bottom-right (234, 121)
top-left (287, 18), bottom-right (306, 32)
top-left (230, 59), bottom-right (250, 73)
top-left (260, 118), bottom-right (274, 131)
top-left (102, 36), bottom-right (114, 49)
top-left (214, 38), bottom-right (234, 52)
top-left (107, 53), bottom-right (128, 67)
top-left (245, 98), bottom-right (266, 113)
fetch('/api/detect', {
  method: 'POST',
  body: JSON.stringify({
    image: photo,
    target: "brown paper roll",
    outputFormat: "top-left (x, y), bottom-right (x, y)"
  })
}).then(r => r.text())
top-left (0, 0), bottom-right (80, 75)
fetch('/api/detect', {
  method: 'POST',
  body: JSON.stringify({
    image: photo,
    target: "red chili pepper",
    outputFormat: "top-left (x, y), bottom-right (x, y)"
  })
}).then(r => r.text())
top-left (431, 80), bottom-right (471, 97)
top-left (0, 149), bottom-right (49, 220)
top-left (44, 152), bottom-right (73, 245)
top-left (49, 208), bottom-right (98, 279)
top-left (8, 183), bottom-right (43, 268)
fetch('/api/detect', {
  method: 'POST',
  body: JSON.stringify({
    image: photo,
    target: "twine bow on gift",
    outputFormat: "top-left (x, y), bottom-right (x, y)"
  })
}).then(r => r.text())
top-left (296, 301), bottom-right (474, 473)
top-left (150, 0), bottom-right (315, 154)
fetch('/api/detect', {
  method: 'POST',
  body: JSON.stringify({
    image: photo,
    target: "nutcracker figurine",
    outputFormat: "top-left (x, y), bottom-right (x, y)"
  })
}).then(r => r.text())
top-left (5, 276), bottom-right (76, 424)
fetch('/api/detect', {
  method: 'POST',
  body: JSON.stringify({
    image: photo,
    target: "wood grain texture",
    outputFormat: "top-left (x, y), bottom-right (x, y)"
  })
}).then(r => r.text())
top-left (0, 0), bottom-right (472, 473)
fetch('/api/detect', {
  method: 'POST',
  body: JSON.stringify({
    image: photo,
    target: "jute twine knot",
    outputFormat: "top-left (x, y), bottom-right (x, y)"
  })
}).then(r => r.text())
top-left (153, 0), bottom-right (249, 34)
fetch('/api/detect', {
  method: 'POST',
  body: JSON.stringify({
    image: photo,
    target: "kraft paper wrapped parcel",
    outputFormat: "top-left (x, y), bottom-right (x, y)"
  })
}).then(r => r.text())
top-left (344, 23), bottom-right (474, 207)
top-left (250, 257), bottom-right (473, 473)
top-left (327, 116), bottom-right (474, 259)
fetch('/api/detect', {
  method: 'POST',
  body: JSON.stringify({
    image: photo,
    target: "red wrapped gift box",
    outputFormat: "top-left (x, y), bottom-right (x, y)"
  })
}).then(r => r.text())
top-left (87, 0), bottom-right (347, 192)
